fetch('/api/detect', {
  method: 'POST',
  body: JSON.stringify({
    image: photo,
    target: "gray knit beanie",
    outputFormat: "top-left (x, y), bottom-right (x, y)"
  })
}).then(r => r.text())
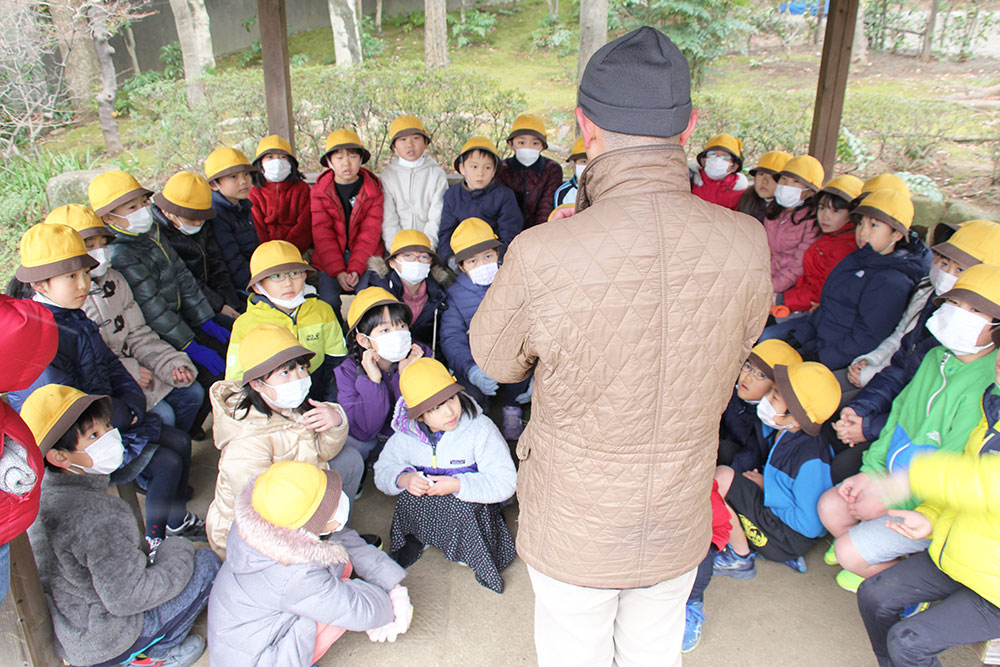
top-left (577, 26), bottom-right (692, 138)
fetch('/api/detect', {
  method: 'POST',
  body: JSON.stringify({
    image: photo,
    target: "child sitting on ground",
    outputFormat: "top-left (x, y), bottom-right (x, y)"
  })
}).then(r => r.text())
top-left (360, 229), bottom-right (452, 351)
top-left (208, 324), bottom-right (361, 558)
top-left (249, 135), bottom-right (313, 253)
top-left (153, 171), bottom-right (245, 320)
top-left (780, 175), bottom-right (864, 314)
top-left (719, 339), bottom-right (802, 472)
top-left (205, 146), bottom-right (260, 290)
top-left (737, 150), bottom-right (792, 224)
top-left (764, 155), bottom-right (824, 294)
top-left (713, 361), bottom-right (840, 579)
top-left (23, 384), bottom-right (221, 667)
top-left (45, 204), bottom-right (205, 437)
top-left (689, 133), bottom-right (748, 211)
top-left (682, 480), bottom-right (732, 653)
top-left (374, 358), bottom-right (517, 593)
top-left (769, 189), bottom-right (931, 378)
top-left (209, 462), bottom-right (412, 666)
top-left (495, 114), bottom-right (563, 229)
top-left (89, 170), bottom-right (231, 384)
top-left (225, 240), bottom-right (347, 404)
top-left (437, 136), bottom-right (523, 268)
top-left (335, 287), bottom-right (432, 462)
top-left (817, 264), bottom-right (1000, 593)
top-left (553, 137), bottom-right (587, 208)
top-left (442, 218), bottom-right (531, 440)
top-left (311, 128), bottom-right (385, 314)
top-left (10, 223), bottom-right (205, 548)
top-left (380, 115), bottom-right (449, 251)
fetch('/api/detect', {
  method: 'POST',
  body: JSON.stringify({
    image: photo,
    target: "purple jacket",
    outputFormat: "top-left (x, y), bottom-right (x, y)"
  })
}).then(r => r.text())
top-left (764, 205), bottom-right (819, 294)
top-left (334, 341), bottom-right (433, 442)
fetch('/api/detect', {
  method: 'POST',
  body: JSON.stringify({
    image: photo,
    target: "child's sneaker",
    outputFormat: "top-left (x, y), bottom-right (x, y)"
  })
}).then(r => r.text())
top-left (836, 569), bottom-right (866, 593)
top-left (502, 406), bottom-right (523, 440)
top-left (712, 545), bottom-right (756, 579)
top-left (681, 601), bottom-right (704, 653)
top-left (361, 534), bottom-right (383, 550)
top-left (900, 601), bottom-right (930, 619)
top-left (166, 512), bottom-right (206, 541)
top-left (150, 634), bottom-right (206, 667)
top-left (782, 556), bottom-right (807, 573)
top-left (823, 542), bottom-right (839, 566)
top-left (145, 536), bottom-right (162, 563)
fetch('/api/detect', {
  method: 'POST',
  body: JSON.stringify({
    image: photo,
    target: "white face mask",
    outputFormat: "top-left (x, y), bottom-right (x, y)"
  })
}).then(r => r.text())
top-left (515, 148), bottom-right (541, 167)
top-left (468, 262), bottom-right (499, 286)
top-left (176, 221), bottom-right (203, 236)
top-left (926, 302), bottom-right (994, 356)
top-left (396, 260), bottom-right (431, 284)
top-left (320, 491), bottom-right (351, 536)
top-left (703, 156), bottom-right (732, 181)
top-left (262, 375), bottom-right (312, 410)
top-left (117, 206), bottom-right (153, 234)
top-left (73, 428), bottom-right (125, 475)
top-left (774, 184), bottom-right (806, 209)
top-left (262, 286), bottom-right (305, 310)
top-left (757, 395), bottom-right (794, 431)
top-left (398, 155), bottom-right (425, 169)
top-left (368, 330), bottom-right (412, 363)
top-left (263, 159), bottom-right (292, 183)
top-left (87, 247), bottom-right (110, 278)
top-left (929, 264), bottom-right (959, 296)
top-left (574, 163), bottom-right (586, 180)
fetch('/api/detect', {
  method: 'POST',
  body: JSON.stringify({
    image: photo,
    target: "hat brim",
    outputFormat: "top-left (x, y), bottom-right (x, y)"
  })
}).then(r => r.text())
top-left (94, 187), bottom-right (154, 217)
top-left (407, 382), bottom-right (465, 418)
top-left (454, 238), bottom-right (502, 264)
top-left (697, 148), bottom-right (743, 172)
top-left (242, 344), bottom-right (317, 385)
top-left (819, 186), bottom-right (855, 204)
top-left (153, 193), bottom-right (216, 221)
top-left (931, 241), bottom-right (981, 269)
top-left (247, 261), bottom-right (316, 290)
top-left (853, 204), bottom-right (910, 236)
top-left (749, 167), bottom-right (779, 178)
top-left (254, 147), bottom-right (294, 161)
top-left (392, 128), bottom-right (431, 144)
top-left (321, 144), bottom-right (371, 165)
top-left (507, 129), bottom-right (548, 150)
top-left (389, 244), bottom-right (437, 261)
top-left (746, 352), bottom-right (774, 381)
top-left (933, 288), bottom-right (1000, 322)
top-left (347, 298), bottom-right (412, 333)
top-left (566, 152), bottom-right (587, 162)
top-left (38, 394), bottom-right (110, 456)
top-left (453, 147), bottom-right (499, 172)
top-left (301, 469), bottom-right (344, 535)
top-left (777, 171), bottom-right (820, 192)
top-left (16, 253), bottom-right (99, 283)
top-left (76, 225), bottom-right (116, 241)
top-left (773, 364), bottom-right (822, 436)
top-left (208, 164), bottom-right (257, 182)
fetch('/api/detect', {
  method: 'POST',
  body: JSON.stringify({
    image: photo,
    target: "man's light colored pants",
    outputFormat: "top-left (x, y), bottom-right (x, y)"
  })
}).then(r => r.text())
top-left (527, 564), bottom-right (697, 667)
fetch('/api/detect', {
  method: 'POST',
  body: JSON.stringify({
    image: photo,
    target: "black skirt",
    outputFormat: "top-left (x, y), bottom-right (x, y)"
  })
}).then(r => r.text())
top-left (389, 492), bottom-right (516, 593)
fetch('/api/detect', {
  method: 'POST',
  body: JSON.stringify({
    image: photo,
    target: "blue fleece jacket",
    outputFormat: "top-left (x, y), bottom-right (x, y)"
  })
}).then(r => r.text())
top-left (440, 272), bottom-right (489, 376)
top-left (437, 181), bottom-right (523, 266)
top-left (209, 191), bottom-right (259, 290)
top-left (763, 429), bottom-right (833, 538)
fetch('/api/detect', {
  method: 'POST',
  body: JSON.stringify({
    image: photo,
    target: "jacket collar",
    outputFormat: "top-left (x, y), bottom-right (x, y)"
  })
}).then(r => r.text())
top-left (43, 469), bottom-right (111, 491)
top-left (576, 144), bottom-right (690, 212)
top-left (211, 189), bottom-right (252, 214)
top-left (506, 155), bottom-right (546, 175)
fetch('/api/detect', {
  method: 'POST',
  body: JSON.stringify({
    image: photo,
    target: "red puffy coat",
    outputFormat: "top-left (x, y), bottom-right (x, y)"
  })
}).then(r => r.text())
top-left (249, 179), bottom-right (313, 253)
top-left (690, 168), bottom-right (748, 211)
top-left (0, 296), bottom-right (58, 546)
top-left (782, 223), bottom-right (857, 312)
top-left (310, 168), bottom-right (385, 277)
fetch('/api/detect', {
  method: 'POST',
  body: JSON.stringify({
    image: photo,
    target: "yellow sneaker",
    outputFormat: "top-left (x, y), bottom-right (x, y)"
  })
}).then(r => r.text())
top-left (824, 542), bottom-right (839, 566)
top-left (836, 569), bottom-right (866, 593)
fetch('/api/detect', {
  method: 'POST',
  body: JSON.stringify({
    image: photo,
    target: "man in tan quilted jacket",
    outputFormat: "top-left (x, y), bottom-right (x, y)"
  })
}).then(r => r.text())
top-left (470, 27), bottom-right (772, 666)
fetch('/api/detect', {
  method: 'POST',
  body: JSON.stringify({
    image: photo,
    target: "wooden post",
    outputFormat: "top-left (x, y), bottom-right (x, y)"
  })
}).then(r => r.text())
top-left (9, 534), bottom-right (62, 667)
top-left (920, 0), bottom-right (939, 63)
top-left (258, 0), bottom-right (295, 152)
top-left (808, 0), bottom-right (860, 178)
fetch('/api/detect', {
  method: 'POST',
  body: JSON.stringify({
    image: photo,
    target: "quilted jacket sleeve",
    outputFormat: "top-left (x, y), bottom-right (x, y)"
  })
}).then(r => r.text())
top-left (469, 239), bottom-right (537, 383)
top-left (117, 278), bottom-right (194, 384)
top-left (111, 245), bottom-right (195, 350)
top-left (211, 215), bottom-right (252, 290)
top-left (166, 241), bottom-right (215, 329)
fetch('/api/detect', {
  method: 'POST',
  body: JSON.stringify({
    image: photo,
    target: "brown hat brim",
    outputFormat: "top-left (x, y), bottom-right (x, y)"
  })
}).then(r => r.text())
top-left (301, 469), bottom-right (344, 535)
top-left (348, 299), bottom-right (412, 334)
top-left (507, 129), bottom-right (548, 149)
top-left (208, 164), bottom-right (257, 182)
top-left (454, 238), bottom-right (502, 264)
top-left (773, 364), bottom-right (822, 436)
top-left (748, 167), bottom-right (779, 178)
top-left (777, 171), bottom-right (820, 192)
top-left (242, 344), bottom-right (316, 385)
top-left (933, 288), bottom-right (1000, 322)
top-left (566, 152), bottom-right (587, 162)
top-left (746, 352), bottom-right (774, 381)
top-left (247, 261), bottom-right (316, 290)
top-left (389, 244), bottom-right (436, 261)
top-left (819, 186), bottom-right (854, 204)
top-left (321, 144), bottom-right (371, 166)
top-left (854, 204), bottom-right (909, 236)
top-left (38, 394), bottom-right (110, 456)
top-left (931, 241), bottom-right (980, 269)
top-left (153, 193), bottom-right (216, 221)
top-left (392, 128), bottom-right (431, 144)
top-left (16, 253), bottom-right (99, 283)
top-left (407, 382), bottom-right (464, 418)
top-left (76, 226), bottom-right (116, 241)
top-left (254, 148), bottom-right (293, 161)
top-left (454, 148), bottom-right (500, 172)
top-left (94, 187), bottom-right (154, 217)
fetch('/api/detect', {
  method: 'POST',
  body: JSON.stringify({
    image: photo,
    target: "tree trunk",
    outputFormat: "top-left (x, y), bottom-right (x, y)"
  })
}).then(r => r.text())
top-left (375, 0), bottom-right (383, 32)
top-left (424, 0), bottom-right (449, 68)
top-left (328, 0), bottom-right (363, 66)
top-left (168, 0), bottom-right (216, 107)
top-left (49, 0), bottom-right (100, 112)
top-left (577, 0), bottom-right (608, 86)
top-left (920, 0), bottom-right (939, 62)
top-left (460, 0), bottom-right (466, 24)
top-left (812, 3), bottom-right (824, 45)
top-left (87, 3), bottom-right (122, 156)
top-left (851, 2), bottom-right (870, 65)
top-left (123, 25), bottom-right (141, 75)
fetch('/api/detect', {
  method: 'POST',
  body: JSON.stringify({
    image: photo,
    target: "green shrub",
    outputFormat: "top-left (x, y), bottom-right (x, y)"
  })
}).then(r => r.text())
top-left (159, 41), bottom-right (184, 79)
top-left (361, 16), bottom-right (387, 59)
top-left (530, 15), bottom-right (577, 56)
top-left (449, 10), bottom-right (498, 48)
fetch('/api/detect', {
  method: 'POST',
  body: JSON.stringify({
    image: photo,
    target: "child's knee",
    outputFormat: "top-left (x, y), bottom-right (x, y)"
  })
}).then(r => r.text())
top-left (713, 465), bottom-right (734, 491)
top-left (834, 533), bottom-right (869, 572)
top-left (887, 620), bottom-right (930, 665)
top-left (817, 487), bottom-right (846, 525)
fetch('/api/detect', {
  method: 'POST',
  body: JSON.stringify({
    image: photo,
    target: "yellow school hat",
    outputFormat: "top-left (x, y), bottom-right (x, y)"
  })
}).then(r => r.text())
top-left (400, 357), bottom-right (464, 418)
top-left (154, 171), bottom-right (216, 221)
top-left (322, 128), bottom-right (370, 165)
top-left (454, 136), bottom-right (500, 171)
top-left (774, 362), bottom-right (841, 436)
top-left (346, 286), bottom-right (406, 332)
top-left (238, 323), bottom-right (315, 385)
top-left (750, 151), bottom-right (793, 177)
top-left (779, 155), bottom-right (825, 191)
top-left (247, 240), bottom-right (315, 290)
top-left (450, 217), bottom-right (501, 263)
top-left (254, 135), bottom-right (294, 161)
top-left (747, 340), bottom-right (803, 381)
top-left (17, 223), bottom-right (98, 282)
top-left (44, 204), bottom-right (114, 241)
top-left (88, 170), bottom-right (153, 218)
top-left (389, 229), bottom-right (434, 258)
top-left (854, 189), bottom-right (914, 235)
top-left (252, 461), bottom-right (343, 533)
top-left (389, 115), bottom-right (430, 144)
top-left (567, 137), bottom-right (586, 162)
top-left (698, 133), bottom-right (744, 170)
top-left (932, 220), bottom-right (1000, 268)
top-left (507, 114), bottom-right (548, 148)
top-left (20, 384), bottom-right (108, 456)
top-left (861, 173), bottom-right (910, 199)
top-left (204, 146), bottom-right (254, 182)
top-left (820, 175), bottom-right (864, 204)
top-left (933, 263), bottom-right (1000, 322)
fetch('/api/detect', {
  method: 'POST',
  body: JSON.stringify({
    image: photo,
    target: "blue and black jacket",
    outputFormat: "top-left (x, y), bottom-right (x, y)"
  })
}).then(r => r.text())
top-left (762, 429), bottom-right (833, 538)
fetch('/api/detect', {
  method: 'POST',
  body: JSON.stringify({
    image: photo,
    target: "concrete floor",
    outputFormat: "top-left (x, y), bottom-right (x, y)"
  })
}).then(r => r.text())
top-left (180, 426), bottom-right (985, 667)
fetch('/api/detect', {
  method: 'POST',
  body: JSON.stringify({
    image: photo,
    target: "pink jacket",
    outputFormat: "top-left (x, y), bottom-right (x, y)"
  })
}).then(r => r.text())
top-left (764, 205), bottom-right (819, 294)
